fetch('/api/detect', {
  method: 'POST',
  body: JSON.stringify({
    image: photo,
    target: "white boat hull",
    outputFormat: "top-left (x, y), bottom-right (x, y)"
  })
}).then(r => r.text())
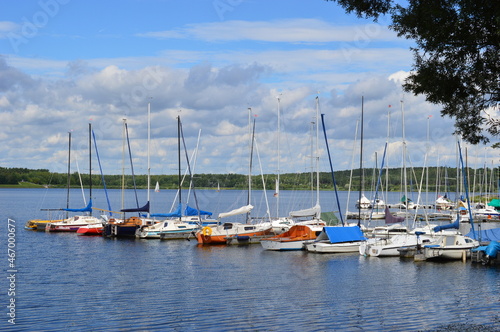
top-left (423, 234), bottom-right (479, 260)
top-left (424, 247), bottom-right (472, 260)
top-left (361, 234), bottom-right (435, 257)
top-left (136, 220), bottom-right (199, 239)
top-left (260, 239), bottom-right (311, 251)
top-left (306, 241), bottom-right (362, 253)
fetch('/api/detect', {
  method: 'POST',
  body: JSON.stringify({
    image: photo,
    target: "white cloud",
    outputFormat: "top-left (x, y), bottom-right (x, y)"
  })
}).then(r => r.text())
top-left (0, 21), bottom-right (19, 38)
top-left (137, 19), bottom-right (399, 43)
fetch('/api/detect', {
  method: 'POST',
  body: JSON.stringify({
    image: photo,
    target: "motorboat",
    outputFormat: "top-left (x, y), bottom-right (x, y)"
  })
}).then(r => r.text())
top-left (423, 234), bottom-right (479, 261)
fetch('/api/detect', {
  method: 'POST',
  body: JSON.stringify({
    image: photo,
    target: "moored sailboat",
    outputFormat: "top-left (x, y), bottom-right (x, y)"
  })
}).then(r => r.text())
top-left (196, 204), bottom-right (273, 244)
top-left (136, 204), bottom-right (203, 239)
top-left (76, 222), bottom-right (104, 235)
top-left (306, 226), bottom-right (366, 253)
top-left (141, 115), bottom-right (212, 239)
top-left (260, 221), bottom-right (325, 251)
top-left (46, 200), bottom-right (102, 232)
top-left (46, 125), bottom-right (103, 232)
top-left (104, 119), bottom-right (150, 237)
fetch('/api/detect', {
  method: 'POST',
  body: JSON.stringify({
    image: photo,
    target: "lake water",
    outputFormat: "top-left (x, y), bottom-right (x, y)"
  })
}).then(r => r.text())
top-left (1, 188), bottom-right (499, 331)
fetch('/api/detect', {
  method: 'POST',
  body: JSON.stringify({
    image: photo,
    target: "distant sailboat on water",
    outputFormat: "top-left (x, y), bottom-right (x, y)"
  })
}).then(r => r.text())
top-left (155, 181), bottom-right (160, 193)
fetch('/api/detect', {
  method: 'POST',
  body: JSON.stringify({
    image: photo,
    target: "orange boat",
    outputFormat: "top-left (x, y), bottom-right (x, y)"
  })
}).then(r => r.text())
top-left (260, 222), bottom-right (325, 250)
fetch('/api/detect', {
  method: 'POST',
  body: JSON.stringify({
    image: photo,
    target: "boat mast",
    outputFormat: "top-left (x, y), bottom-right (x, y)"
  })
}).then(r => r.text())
top-left (315, 96), bottom-right (320, 209)
top-left (178, 115), bottom-right (182, 220)
top-left (425, 115), bottom-right (430, 207)
top-left (121, 119), bottom-right (126, 212)
top-left (276, 95), bottom-right (281, 219)
top-left (358, 96), bottom-right (364, 226)
top-left (401, 99), bottom-right (408, 216)
top-left (247, 108), bottom-right (252, 223)
top-left (345, 119), bottom-right (359, 216)
top-left (89, 123), bottom-right (92, 216)
top-left (147, 102), bottom-right (151, 218)
top-left (385, 110), bottom-right (390, 209)
top-left (66, 131), bottom-right (71, 219)
top-left (248, 117), bottom-right (256, 224)
top-left (320, 113), bottom-right (344, 226)
top-left (310, 120), bottom-right (314, 206)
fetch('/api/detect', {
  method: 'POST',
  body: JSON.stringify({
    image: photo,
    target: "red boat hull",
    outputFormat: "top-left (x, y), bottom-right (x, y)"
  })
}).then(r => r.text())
top-left (76, 226), bottom-right (103, 235)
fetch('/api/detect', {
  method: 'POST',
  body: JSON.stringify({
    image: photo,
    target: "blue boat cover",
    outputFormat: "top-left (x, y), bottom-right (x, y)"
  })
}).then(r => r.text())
top-left (64, 199), bottom-right (92, 212)
top-left (151, 203), bottom-right (182, 218)
top-left (466, 228), bottom-right (500, 242)
top-left (184, 205), bottom-right (212, 216)
top-left (433, 216), bottom-right (460, 232)
top-left (121, 201), bottom-right (150, 213)
top-left (485, 241), bottom-right (500, 258)
top-left (324, 226), bottom-right (366, 243)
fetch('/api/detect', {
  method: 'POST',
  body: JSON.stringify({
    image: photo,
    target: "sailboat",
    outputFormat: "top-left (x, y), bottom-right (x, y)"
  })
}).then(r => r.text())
top-left (421, 141), bottom-right (480, 261)
top-left (304, 112), bottom-right (366, 254)
top-left (24, 131), bottom-right (75, 231)
top-left (261, 97), bottom-right (326, 251)
top-left (196, 109), bottom-right (273, 245)
top-left (46, 202), bottom-right (101, 232)
top-left (195, 204), bottom-right (273, 244)
top-left (136, 204), bottom-right (202, 240)
top-left (104, 119), bottom-right (150, 237)
top-left (46, 125), bottom-right (103, 232)
top-left (137, 115), bottom-right (203, 240)
top-left (77, 126), bottom-right (114, 235)
top-left (355, 194), bottom-right (372, 209)
top-left (250, 96), bottom-right (295, 235)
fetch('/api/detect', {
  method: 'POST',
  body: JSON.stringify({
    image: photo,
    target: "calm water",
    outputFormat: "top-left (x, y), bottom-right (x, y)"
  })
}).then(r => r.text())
top-left (1, 188), bottom-right (499, 331)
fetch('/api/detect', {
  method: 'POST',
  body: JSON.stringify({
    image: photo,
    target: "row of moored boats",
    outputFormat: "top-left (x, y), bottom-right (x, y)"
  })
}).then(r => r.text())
top-left (25, 200), bottom-right (500, 265)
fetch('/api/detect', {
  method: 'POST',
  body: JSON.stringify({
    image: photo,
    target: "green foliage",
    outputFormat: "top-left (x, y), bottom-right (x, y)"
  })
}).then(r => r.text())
top-left (1, 166), bottom-right (498, 194)
top-left (327, 0), bottom-right (500, 145)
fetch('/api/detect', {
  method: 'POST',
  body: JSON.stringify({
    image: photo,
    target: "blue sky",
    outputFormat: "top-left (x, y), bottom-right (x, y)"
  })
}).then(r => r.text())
top-left (0, 0), bottom-right (496, 179)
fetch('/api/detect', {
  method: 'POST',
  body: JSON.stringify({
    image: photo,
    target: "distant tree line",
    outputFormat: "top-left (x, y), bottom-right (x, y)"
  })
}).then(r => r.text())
top-left (1, 166), bottom-right (498, 193)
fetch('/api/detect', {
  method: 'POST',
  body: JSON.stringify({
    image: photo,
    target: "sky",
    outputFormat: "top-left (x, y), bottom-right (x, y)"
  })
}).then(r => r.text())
top-left (0, 0), bottom-right (498, 179)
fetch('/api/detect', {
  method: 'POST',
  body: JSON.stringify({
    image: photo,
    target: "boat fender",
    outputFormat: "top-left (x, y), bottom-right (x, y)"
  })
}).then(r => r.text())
top-left (202, 226), bottom-right (212, 236)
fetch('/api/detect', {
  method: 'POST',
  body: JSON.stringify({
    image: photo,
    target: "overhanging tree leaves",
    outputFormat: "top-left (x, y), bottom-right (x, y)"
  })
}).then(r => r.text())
top-left (327, 0), bottom-right (500, 145)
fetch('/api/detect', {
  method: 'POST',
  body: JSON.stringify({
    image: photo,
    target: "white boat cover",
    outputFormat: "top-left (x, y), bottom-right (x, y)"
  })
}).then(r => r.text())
top-left (289, 203), bottom-right (321, 218)
top-left (358, 194), bottom-right (371, 204)
top-left (218, 204), bottom-right (254, 219)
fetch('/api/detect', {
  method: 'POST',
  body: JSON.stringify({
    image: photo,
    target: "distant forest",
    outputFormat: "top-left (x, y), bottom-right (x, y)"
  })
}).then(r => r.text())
top-left (1, 166), bottom-right (499, 193)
